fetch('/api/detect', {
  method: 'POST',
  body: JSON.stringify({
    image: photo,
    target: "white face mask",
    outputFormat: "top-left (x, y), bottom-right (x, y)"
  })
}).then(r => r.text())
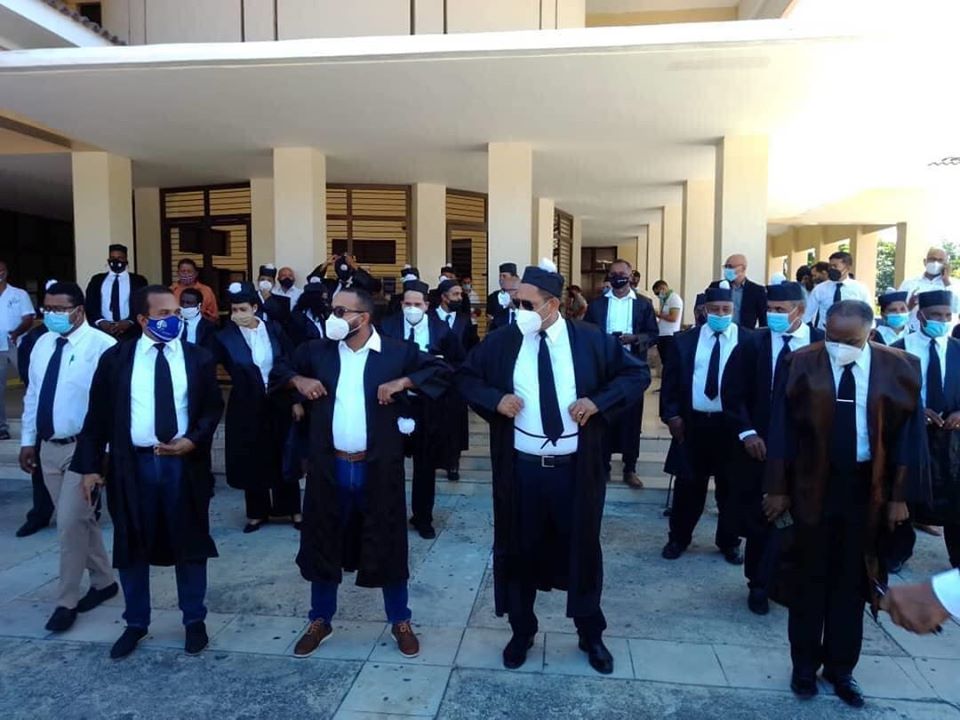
top-left (825, 341), bottom-right (864, 367)
top-left (403, 306), bottom-right (425, 326)
top-left (181, 306), bottom-right (201, 321)
top-left (498, 291), bottom-right (511, 308)
top-left (926, 260), bottom-right (944, 276)
top-left (515, 308), bottom-right (543, 336)
top-left (258, 280), bottom-right (274, 293)
top-left (325, 314), bottom-right (351, 341)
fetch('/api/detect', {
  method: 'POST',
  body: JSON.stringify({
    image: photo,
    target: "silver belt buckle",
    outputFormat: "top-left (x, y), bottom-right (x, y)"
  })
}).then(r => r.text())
top-left (541, 455), bottom-right (555, 468)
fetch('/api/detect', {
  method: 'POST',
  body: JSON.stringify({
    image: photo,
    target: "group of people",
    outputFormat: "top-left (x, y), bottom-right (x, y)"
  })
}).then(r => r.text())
top-left (3, 241), bottom-right (958, 700)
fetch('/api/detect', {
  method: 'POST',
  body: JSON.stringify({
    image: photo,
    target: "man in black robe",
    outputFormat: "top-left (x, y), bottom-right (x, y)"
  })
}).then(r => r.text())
top-left (457, 260), bottom-right (649, 675)
top-left (380, 280), bottom-right (464, 538)
top-left (275, 287), bottom-right (449, 660)
top-left (72, 285), bottom-right (224, 659)
top-left (486, 262), bottom-right (519, 319)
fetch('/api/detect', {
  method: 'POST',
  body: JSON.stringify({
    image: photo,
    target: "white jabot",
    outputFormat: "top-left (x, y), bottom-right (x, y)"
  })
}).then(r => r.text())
top-left (239, 319), bottom-right (273, 387)
top-left (873, 324), bottom-right (909, 346)
top-left (692, 322), bottom-right (739, 412)
top-left (829, 342), bottom-right (872, 462)
top-left (332, 330), bottom-right (381, 453)
top-left (901, 332), bottom-right (948, 407)
top-left (99, 270), bottom-right (131, 324)
top-left (130, 336), bottom-right (189, 447)
top-left (804, 277), bottom-right (871, 330)
top-left (436, 307), bottom-right (455, 328)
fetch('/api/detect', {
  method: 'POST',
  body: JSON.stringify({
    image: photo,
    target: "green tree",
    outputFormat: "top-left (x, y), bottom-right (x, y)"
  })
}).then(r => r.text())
top-left (876, 241), bottom-right (896, 293)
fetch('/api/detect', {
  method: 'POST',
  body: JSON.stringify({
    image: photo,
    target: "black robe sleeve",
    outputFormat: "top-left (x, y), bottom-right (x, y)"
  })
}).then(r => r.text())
top-left (659, 334), bottom-right (684, 422)
top-left (764, 353), bottom-right (796, 496)
top-left (721, 334), bottom-right (758, 437)
top-left (71, 348), bottom-right (117, 475)
top-left (184, 350), bottom-right (225, 448)
top-left (632, 298), bottom-right (659, 354)
top-left (891, 353), bottom-right (931, 505)
top-left (455, 338), bottom-right (508, 423)
top-left (404, 340), bottom-right (451, 401)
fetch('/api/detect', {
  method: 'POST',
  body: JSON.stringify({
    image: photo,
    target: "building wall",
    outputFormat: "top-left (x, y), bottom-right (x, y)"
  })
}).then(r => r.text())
top-left (586, 6), bottom-right (737, 27)
top-left (278, 0), bottom-right (410, 40)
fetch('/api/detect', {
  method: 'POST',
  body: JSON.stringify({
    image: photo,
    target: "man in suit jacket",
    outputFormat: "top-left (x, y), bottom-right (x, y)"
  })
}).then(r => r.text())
top-left (722, 282), bottom-right (824, 615)
top-left (763, 300), bottom-right (926, 707)
top-left (84, 243), bottom-right (148, 341)
top-left (178, 288), bottom-right (217, 351)
top-left (380, 280), bottom-right (465, 538)
top-left (488, 274), bottom-right (521, 332)
top-left (486, 262), bottom-right (519, 319)
top-left (313, 254), bottom-right (382, 299)
top-left (72, 285), bottom-right (224, 660)
top-left (711, 254), bottom-right (767, 329)
top-left (584, 258), bottom-right (658, 488)
top-left (257, 264), bottom-right (292, 330)
top-left (660, 285), bottom-right (754, 564)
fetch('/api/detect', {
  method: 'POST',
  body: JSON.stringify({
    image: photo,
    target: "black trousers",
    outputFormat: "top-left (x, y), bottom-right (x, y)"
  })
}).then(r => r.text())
top-left (946, 524), bottom-right (960, 568)
top-left (738, 457), bottom-right (770, 590)
top-left (656, 335), bottom-right (675, 371)
top-left (789, 467), bottom-right (870, 677)
top-left (25, 451), bottom-right (54, 527)
top-left (244, 483), bottom-right (301, 521)
top-left (410, 442), bottom-right (437, 526)
top-left (668, 412), bottom-right (740, 550)
top-left (507, 455), bottom-right (606, 641)
top-left (602, 396), bottom-right (643, 477)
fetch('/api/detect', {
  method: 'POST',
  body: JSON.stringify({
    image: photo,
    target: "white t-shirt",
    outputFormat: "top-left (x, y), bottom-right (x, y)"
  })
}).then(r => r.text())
top-left (658, 292), bottom-right (683, 336)
top-left (0, 285), bottom-right (35, 351)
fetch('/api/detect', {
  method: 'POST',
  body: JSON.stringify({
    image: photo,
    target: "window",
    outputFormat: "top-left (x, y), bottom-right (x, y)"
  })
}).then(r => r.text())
top-left (326, 185), bottom-right (409, 276)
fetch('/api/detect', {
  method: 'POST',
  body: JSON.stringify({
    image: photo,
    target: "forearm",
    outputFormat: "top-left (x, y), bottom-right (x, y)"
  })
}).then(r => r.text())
top-left (11, 317), bottom-right (33, 340)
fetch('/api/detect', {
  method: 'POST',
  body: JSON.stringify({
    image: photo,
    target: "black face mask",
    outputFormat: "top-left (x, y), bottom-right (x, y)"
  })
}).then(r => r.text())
top-left (109, 259), bottom-right (128, 274)
top-left (335, 263), bottom-right (352, 282)
top-left (446, 300), bottom-right (465, 313)
top-left (609, 276), bottom-right (630, 290)
top-left (827, 267), bottom-right (842, 282)
top-left (279, 277), bottom-right (295, 290)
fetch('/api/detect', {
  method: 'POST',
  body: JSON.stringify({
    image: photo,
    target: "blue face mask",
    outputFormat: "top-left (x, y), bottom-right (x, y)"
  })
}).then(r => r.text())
top-left (147, 315), bottom-right (182, 343)
top-left (43, 311), bottom-right (74, 336)
top-left (722, 267), bottom-right (738, 282)
top-left (922, 319), bottom-right (948, 339)
top-left (885, 312), bottom-right (909, 329)
top-left (766, 312), bottom-right (792, 334)
top-left (707, 313), bottom-right (732, 333)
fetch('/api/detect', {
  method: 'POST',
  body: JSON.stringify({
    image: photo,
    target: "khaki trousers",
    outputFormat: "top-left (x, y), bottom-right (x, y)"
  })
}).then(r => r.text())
top-left (41, 440), bottom-right (114, 609)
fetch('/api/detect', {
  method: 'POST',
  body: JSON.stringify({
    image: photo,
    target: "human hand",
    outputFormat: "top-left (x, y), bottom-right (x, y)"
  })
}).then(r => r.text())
top-left (292, 376), bottom-right (327, 401)
top-left (377, 378), bottom-right (410, 405)
top-left (943, 411), bottom-right (960, 430)
top-left (155, 438), bottom-right (197, 457)
top-left (496, 394), bottom-right (524, 418)
top-left (887, 501), bottom-right (910, 532)
top-left (568, 398), bottom-right (599, 427)
top-left (925, 409), bottom-right (945, 428)
top-left (18, 446), bottom-right (37, 474)
top-left (881, 581), bottom-right (951, 634)
top-left (292, 403), bottom-right (305, 422)
top-left (667, 417), bottom-right (684, 444)
top-left (81, 474), bottom-right (104, 505)
top-left (743, 435), bottom-right (767, 462)
top-left (762, 494), bottom-right (790, 523)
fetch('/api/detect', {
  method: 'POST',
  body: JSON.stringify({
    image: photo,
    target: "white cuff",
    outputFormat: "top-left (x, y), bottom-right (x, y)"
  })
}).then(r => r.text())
top-left (739, 430), bottom-right (758, 441)
top-left (932, 570), bottom-right (960, 618)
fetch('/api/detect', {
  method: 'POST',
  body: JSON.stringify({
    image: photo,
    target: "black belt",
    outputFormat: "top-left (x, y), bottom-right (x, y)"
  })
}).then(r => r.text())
top-left (691, 410), bottom-right (724, 419)
top-left (45, 436), bottom-right (77, 446)
top-left (134, 446), bottom-right (157, 455)
top-left (515, 450), bottom-right (576, 468)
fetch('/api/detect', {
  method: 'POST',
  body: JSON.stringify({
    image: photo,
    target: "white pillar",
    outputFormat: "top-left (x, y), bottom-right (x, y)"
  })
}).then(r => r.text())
top-left (250, 177), bottom-right (276, 278)
top-left (682, 179), bottom-right (715, 324)
top-left (571, 216), bottom-right (583, 287)
top-left (851, 226), bottom-right (879, 298)
top-left (487, 142), bottom-right (532, 293)
top-left (412, 183), bottom-right (447, 278)
top-left (894, 218), bottom-right (931, 287)
top-left (273, 148), bottom-right (326, 276)
top-left (714, 135), bottom-right (769, 272)
top-left (133, 187), bottom-right (161, 283)
top-left (645, 211), bottom-right (663, 291)
top-left (661, 203), bottom-right (682, 287)
top-left (533, 197), bottom-right (556, 264)
top-left (634, 228), bottom-right (648, 283)
top-left (72, 152), bottom-right (133, 285)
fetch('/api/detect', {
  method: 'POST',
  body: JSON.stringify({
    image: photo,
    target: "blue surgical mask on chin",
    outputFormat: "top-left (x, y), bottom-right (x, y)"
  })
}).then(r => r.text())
top-left (722, 267), bottom-right (738, 282)
top-left (766, 312), bottom-right (792, 334)
top-left (147, 315), bottom-right (182, 343)
top-left (923, 319), bottom-right (948, 339)
top-left (707, 313), bottom-right (732, 333)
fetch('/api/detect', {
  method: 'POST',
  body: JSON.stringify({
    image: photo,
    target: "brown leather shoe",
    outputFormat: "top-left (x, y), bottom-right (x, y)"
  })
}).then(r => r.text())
top-left (624, 472), bottom-right (645, 489)
top-left (391, 621), bottom-right (420, 658)
top-left (293, 619), bottom-right (332, 658)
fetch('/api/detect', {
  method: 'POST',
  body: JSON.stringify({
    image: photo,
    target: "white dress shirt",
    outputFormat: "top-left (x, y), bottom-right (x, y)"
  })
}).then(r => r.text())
top-left (182, 314), bottom-right (201, 344)
top-left (404, 318), bottom-right (430, 352)
top-left (512, 319), bottom-right (579, 456)
top-left (130, 336), bottom-right (190, 447)
top-left (769, 322), bottom-right (812, 388)
top-left (332, 330), bottom-right (381, 453)
top-left (21, 322), bottom-right (116, 447)
top-left (874, 324), bottom-right (909, 346)
top-left (804, 277), bottom-right (871, 329)
top-left (0, 284), bottom-right (35, 351)
top-left (99, 270), bottom-right (131, 324)
top-left (901, 332), bottom-right (947, 408)
top-left (829, 342), bottom-right (872, 462)
top-left (305, 310), bottom-right (325, 338)
top-left (240, 320), bottom-right (273, 387)
top-left (933, 570), bottom-right (960, 617)
top-left (436, 307), bottom-right (456, 329)
top-left (899, 274), bottom-right (960, 332)
top-left (274, 284), bottom-right (303, 308)
top-left (606, 293), bottom-right (634, 335)
top-left (692, 322), bottom-right (739, 413)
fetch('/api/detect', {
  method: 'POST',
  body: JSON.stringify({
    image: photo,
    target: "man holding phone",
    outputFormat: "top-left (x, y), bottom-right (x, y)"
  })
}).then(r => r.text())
top-left (19, 281), bottom-right (118, 633)
top-left (899, 247), bottom-right (960, 332)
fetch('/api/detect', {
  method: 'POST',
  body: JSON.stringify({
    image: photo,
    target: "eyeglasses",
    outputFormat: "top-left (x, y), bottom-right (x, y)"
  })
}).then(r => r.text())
top-left (722, 263), bottom-right (743, 270)
top-left (330, 306), bottom-right (365, 318)
top-left (512, 299), bottom-right (548, 312)
top-left (42, 306), bottom-right (76, 314)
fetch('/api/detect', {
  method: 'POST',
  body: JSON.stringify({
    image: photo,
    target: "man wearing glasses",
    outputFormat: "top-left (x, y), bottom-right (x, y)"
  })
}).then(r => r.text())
top-left (710, 254), bottom-right (768, 329)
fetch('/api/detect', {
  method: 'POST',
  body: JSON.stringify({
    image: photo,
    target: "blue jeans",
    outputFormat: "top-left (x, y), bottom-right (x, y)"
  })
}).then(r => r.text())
top-left (308, 458), bottom-right (411, 624)
top-left (118, 452), bottom-right (208, 628)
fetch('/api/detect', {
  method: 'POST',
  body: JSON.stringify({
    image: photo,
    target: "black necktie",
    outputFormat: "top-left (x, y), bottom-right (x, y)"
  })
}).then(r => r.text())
top-left (704, 331), bottom-right (722, 400)
top-left (773, 334), bottom-right (792, 388)
top-left (829, 363), bottom-right (857, 471)
top-left (538, 331), bottom-right (564, 446)
top-left (36, 337), bottom-right (68, 442)
top-left (407, 325), bottom-right (416, 344)
top-left (154, 343), bottom-right (178, 443)
top-left (509, 310), bottom-right (516, 325)
top-left (927, 339), bottom-right (946, 413)
top-left (833, 282), bottom-right (843, 304)
top-left (110, 274), bottom-right (121, 322)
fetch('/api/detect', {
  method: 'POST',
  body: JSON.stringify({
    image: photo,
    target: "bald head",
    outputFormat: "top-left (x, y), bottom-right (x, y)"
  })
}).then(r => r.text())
top-left (723, 254), bottom-right (748, 285)
top-left (925, 248), bottom-right (948, 278)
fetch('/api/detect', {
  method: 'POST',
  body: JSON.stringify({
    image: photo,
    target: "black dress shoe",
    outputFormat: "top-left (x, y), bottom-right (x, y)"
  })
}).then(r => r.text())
top-left (578, 636), bottom-right (614, 675)
top-left (15, 519), bottom-right (49, 538)
top-left (185, 621), bottom-right (209, 656)
top-left (45, 606), bottom-right (78, 633)
top-left (293, 520), bottom-right (302, 531)
top-left (77, 582), bottom-right (119, 613)
top-left (661, 541), bottom-right (685, 560)
top-left (502, 634), bottom-right (534, 669)
top-left (0, 430), bottom-right (11, 441)
top-left (823, 671), bottom-right (865, 708)
top-left (417, 524), bottom-right (436, 540)
top-left (243, 520), bottom-right (266, 534)
top-left (721, 546), bottom-right (744, 565)
top-left (110, 626), bottom-right (148, 659)
top-left (448, 468), bottom-right (460, 482)
top-left (790, 670), bottom-right (818, 699)
top-left (747, 588), bottom-right (769, 616)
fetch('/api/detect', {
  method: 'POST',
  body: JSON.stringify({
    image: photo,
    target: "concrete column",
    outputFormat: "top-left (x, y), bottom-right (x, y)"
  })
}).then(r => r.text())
top-left (713, 135), bottom-right (769, 272)
top-left (487, 142), bottom-right (532, 294)
top-left (767, 255), bottom-right (785, 282)
top-left (682, 179), bottom-right (714, 324)
top-left (634, 228), bottom-right (648, 283)
top-left (571, 216), bottom-right (583, 287)
top-left (272, 148), bottom-right (326, 276)
top-left (133, 187), bottom-right (162, 283)
top-left (851, 226), bottom-right (879, 297)
top-left (250, 177), bottom-right (276, 278)
top-left (661, 203), bottom-right (682, 288)
top-left (412, 183), bottom-right (447, 278)
top-left (894, 219), bottom-right (931, 287)
top-left (533, 197), bottom-right (556, 264)
top-left (72, 152), bottom-right (133, 285)
top-left (646, 210), bottom-right (663, 290)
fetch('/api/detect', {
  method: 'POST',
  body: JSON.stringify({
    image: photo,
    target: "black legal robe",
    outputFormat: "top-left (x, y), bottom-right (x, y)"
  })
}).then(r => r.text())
top-left (71, 340), bottom-right (224, 568)
top-left (288, 309), bottom-right (325, 347)
top-left (430, 307), bottom-right (479, 455)
top-left (272, 335), bottom-right (450, 588)
top-left (582, 294), bottom-right (659, 355)
top-left (214, 319), bottom-right (294, 493)
top-left (183, 317), bottom-right (218, 351)
top-left (455, 319), bottom-right (650, 617)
